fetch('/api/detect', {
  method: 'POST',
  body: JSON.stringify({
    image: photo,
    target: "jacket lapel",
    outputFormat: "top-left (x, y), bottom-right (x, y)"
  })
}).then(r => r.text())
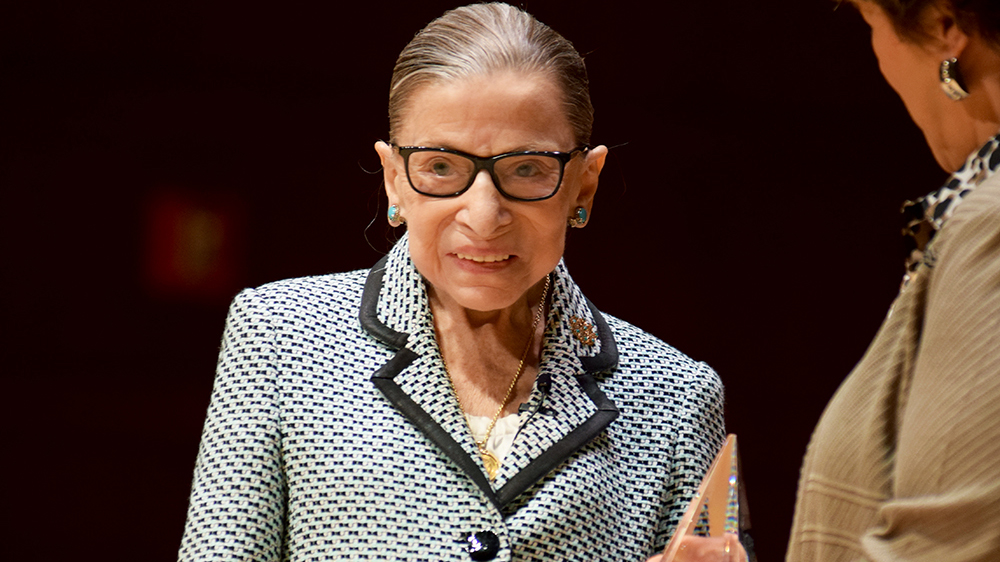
top-left (361, 235), bottom-right (619, 510)
top-left (491, 267), bottom-right (619, 504)
top-left (362, 244), bottom-right (502, 508)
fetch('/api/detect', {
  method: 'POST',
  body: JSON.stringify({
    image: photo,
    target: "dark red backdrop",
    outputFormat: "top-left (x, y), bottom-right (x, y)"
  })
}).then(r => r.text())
top-left (1, 1), bottom-right (947, 560)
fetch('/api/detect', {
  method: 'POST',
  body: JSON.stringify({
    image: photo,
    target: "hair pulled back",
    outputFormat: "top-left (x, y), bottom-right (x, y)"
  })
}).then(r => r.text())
top-left (387, 2), bottom-right (593, 146)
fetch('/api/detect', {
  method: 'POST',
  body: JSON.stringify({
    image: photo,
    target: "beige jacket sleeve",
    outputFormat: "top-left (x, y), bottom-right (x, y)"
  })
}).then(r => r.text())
top-left (862, 185), bottom-right (1000, 562)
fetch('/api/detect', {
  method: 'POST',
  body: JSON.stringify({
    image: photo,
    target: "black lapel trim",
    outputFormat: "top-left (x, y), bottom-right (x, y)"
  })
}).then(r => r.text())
top-left (359, 254), bottom-right (408, 349)
top-left (495, 300), bottom-right (621, 508)
top-left (362, 258), bottom-right (622, 512)
top-left (579, 298), bottom-right (618, 373)
top-left (371, 348), bottom-right (502, 511)
top-left (360, 254), bottom-right (503, 509)
top-left (496, 384), bottom-right (618, 507)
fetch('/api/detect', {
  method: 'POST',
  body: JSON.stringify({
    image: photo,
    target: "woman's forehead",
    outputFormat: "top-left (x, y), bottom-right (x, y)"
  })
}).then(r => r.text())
top-left (406, 70), bottom-right (564, 111)
top-left (395, 71), bottom-right (574, 151)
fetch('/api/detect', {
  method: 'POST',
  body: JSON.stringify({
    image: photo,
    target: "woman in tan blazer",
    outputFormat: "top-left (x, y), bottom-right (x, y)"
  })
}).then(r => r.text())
top-left (787, 1), bottom-right (1000, 561)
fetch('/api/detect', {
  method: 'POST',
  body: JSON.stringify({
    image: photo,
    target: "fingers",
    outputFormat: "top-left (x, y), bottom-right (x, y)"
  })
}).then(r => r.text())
top-left (667, 534), bottom-right (748, 562)
top-left (722, 534), bottom-right (746, 562)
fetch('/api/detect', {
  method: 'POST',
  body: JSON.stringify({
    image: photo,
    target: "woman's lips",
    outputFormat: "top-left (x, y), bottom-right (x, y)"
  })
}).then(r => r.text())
top-left (455, 252), bottom-right (511, 263)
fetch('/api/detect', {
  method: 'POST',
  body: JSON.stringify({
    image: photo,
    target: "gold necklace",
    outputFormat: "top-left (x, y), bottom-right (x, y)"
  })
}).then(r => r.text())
top-left (441, 275), bottom-right (550, 480)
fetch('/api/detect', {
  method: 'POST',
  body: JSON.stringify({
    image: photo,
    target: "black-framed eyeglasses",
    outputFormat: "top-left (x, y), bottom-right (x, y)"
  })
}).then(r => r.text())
top-left (394, 145), bottom-right (589, 201)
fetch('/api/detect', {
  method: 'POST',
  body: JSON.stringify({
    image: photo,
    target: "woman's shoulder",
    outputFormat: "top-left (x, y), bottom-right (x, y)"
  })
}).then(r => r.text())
top-left (552, 263), bottom-right (716, 380)
top-left (596, 311), bottom-right (724, 439)
top-left (238, 268), bottom-right (370, 306)
top-left (951, 171), bottom-right (1000, 223)
top-left (600, 310), bottom-right (720, 386)
top-left (220, 268), bottom-right (374, 336)
top-left (602, 312), bottom-right (704, 363)
top-left (932, 172), bottom-right (1000, 271)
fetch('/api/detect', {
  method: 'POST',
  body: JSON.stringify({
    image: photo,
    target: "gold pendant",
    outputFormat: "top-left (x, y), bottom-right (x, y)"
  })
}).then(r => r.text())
top-left (480, 449), bottom-right (500, 480)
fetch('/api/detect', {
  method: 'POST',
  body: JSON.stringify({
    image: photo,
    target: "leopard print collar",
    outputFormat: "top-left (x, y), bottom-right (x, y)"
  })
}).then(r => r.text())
top-left (900, 132), bottom-right (1000, 286)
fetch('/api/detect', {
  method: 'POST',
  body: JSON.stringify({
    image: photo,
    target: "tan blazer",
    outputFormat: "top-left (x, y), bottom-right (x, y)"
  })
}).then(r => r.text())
top-left (787, 172), bottom-right (1000, 562)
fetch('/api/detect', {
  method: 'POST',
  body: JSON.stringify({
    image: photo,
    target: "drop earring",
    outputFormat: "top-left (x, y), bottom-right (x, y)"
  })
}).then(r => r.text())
top-left (567, 206), bottom-right (588, 228)
top-left (940, 58), bottom-right (970, 101)
top-left (387, 204), bottom-right (406, 227)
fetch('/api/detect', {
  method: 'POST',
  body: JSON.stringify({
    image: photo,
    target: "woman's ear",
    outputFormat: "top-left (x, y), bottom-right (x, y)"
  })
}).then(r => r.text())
top-left (375, 141), bottom-right (402, 201)
top-left (574, 144), bottom-right (608, 210)
top-left (921, 0), bottom-right (971, 57)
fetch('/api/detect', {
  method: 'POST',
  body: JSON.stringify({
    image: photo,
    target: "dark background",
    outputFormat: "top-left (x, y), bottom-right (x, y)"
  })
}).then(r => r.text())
top-left (2, 1), bottom-right (947, 560)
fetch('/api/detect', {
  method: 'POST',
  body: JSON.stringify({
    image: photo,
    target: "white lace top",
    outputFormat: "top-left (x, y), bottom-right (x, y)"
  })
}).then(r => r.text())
top-left (465, 413), bottom-right (521, 464)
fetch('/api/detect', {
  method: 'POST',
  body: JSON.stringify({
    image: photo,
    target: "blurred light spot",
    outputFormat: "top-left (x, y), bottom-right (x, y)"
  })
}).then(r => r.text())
top-left (143, 189), bottom-right (246, 301)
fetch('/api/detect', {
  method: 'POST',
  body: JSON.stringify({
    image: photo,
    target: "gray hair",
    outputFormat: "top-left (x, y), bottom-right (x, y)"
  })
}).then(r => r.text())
top-left (388, 2), bottom-right (594, 146)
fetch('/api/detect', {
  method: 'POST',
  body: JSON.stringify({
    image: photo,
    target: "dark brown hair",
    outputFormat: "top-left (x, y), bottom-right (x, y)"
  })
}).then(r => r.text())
top-left (866, 0), bottom-right (1000, 44)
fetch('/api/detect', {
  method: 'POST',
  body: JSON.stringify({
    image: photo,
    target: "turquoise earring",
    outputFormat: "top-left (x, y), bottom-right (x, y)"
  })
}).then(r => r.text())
top-left (568, 206), bottom-right (588, 228)
top-left (387, 204), bottom-right (405, 227)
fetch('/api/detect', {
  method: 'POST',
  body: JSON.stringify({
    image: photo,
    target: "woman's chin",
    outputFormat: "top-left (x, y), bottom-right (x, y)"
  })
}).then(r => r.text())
top-left (447, 287), bottom-right (524, 314)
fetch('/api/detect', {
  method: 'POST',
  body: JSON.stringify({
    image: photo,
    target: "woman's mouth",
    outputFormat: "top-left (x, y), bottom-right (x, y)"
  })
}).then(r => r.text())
top-left (455, 253), bottom-right (511, 263)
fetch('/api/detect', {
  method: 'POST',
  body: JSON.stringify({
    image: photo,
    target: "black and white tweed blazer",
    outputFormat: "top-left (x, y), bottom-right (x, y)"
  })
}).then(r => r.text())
top-left (179, 234), bottom-right (725, 561)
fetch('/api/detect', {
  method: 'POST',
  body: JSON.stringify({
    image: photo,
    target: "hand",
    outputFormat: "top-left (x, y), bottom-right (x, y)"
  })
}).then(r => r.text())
top-left (647, 534), bottom-right (748, 562)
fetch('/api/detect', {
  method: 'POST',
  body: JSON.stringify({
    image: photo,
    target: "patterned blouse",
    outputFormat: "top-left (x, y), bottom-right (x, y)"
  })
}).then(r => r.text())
top-left (901, 132), bottom-right (1000, 286)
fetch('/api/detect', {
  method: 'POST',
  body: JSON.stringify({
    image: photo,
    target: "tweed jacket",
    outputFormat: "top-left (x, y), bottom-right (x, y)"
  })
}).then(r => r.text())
top-left (179, 234), bottom-right (725, 561)
top-left (786, 162), bottom-right (1000, 560)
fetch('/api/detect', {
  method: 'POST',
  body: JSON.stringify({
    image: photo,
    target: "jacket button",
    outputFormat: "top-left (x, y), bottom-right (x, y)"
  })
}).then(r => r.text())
top-left (464, 530), bottom-right (500, 560)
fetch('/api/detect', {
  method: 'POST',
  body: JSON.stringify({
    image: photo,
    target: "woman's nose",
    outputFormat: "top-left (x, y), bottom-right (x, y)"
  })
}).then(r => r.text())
top-left (457, 170), bottom-right (512, 235)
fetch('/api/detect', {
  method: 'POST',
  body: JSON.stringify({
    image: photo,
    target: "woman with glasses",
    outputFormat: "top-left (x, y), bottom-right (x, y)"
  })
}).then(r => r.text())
top-left (179, 4), bottom-right (729, 561)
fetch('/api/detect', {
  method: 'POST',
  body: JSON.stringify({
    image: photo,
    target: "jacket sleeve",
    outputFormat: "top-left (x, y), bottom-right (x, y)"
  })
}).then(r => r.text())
top-left (653, 360), bottom-right (727, 551)
top-left (178, 288), bottom-right (287, 561)
top-left (862, 190), bottom-right (1000, 562)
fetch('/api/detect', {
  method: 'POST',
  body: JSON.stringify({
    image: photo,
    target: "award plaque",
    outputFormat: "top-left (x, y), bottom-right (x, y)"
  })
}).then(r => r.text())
top-left (659, 434), bottom-right (749, 561)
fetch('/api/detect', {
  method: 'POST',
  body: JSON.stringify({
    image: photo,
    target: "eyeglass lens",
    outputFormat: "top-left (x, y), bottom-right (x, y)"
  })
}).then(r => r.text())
top-left (406, 151), bottom-right (564, 200)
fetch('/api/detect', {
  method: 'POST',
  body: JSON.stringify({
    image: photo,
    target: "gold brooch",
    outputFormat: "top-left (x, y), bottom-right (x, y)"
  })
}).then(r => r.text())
top-left (569, 316), bottom-right (597, 346)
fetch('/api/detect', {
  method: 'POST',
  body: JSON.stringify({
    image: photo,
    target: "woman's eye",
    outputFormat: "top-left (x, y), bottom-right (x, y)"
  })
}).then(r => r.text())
top-left (514, 163), bottom-right (539, 177)
top-left (431, 161), bottom-right (452, 176)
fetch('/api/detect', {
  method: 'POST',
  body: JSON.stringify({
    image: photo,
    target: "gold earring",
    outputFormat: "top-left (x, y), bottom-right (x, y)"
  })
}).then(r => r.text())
top-left (940, 58), bottom-right (970, 101)
top-left (387, 204), bottom-right (405, 227)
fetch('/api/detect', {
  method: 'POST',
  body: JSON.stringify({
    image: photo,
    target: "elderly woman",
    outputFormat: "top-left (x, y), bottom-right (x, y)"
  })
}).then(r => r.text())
top-left (787, 0), bottom-right (1000, 561)
top-left (178, 3), bottom-right (725, 561)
